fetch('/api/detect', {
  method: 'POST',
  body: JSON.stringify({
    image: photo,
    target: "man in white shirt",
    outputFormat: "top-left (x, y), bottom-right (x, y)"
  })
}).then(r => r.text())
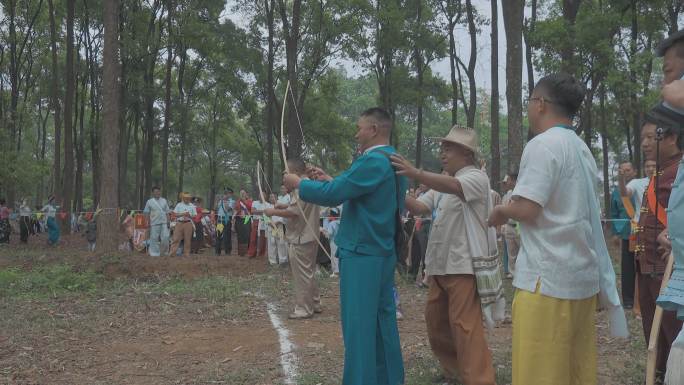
top-left (169, 192), bottom-right (196, 257)
top-left (488, 73), bottom-right (625, 385)
top-left (143, 186), bottom-right (170, 257)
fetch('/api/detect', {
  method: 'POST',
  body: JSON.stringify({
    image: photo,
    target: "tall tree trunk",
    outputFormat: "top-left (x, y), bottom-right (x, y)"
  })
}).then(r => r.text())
top-left (524, 0), bottom-right (537, 97)
top-left (39, 100), bottom-right (48, 204)
top-left (75, 41), bottom-right (86, 213)
top-left (490, 0), bottom-right (500, 191)
top-left (582, 85), bottom-right (595, 147)
top-left (143, 7), bottom-right (162, 202)
top-left (414, 2), bottom-right (424, 169)
top-left (560, 0), bottom-right (581, 73)
top-left (265, 0), bottom-right (276, 185)
top-left (278, 0), bottom-right (304, 158)
top-left (161, 0), bottom-right (174, 193)
top-left (97, 0), bottom-right (121, 253)
top-left (448, 15), bottom-right (458, 125)
top-left (84, 2), bottom-right (100, 207)
top-left (176, 47), bottom-right (187, 198)
top-left (502, 0), bottom-right (524, 166)
top-left (600, 85), bottom-right (610, 212)
top-left (134, 107), bottom-right (142, 207)
top-left (62, 0), bottom-right (76, 232)
top-left (666, 1), bottom-right (683, 34)
top-left (118, 62), bottom-right (129, 206)
top-left (464, 0), bottom-right (477, 129)
top-left (48, 0), bottom-right (62, 203)
top-left (630, 0), bottom-right (641, 174)
top-left (208, 92), bottom-right (220, 209)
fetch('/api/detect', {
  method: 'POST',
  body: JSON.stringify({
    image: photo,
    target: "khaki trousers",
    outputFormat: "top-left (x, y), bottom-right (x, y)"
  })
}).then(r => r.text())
top-left (289, 241), bottom-right (320, 315)
top-left (170, 221), bottom-right (193, 257)
top-left (426, 274), bottom-right (495, 385)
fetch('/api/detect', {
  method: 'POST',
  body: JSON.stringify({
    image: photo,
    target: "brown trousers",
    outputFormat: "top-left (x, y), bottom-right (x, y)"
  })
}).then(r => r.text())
top-left (426, 274), bottom-right (496, 385)
top-left (289, 241), bottom-right (320, 315)
top-left (638, 271), bottom-right (684, 373)
top-left (170, 221), bottom-right (193, 257)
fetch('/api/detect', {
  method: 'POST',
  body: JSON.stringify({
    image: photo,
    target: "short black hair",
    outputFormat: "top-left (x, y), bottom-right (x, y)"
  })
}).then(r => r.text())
top-left (656, 29), bottom-right (684, 57)
top-left (360, 107), bottom-right (393, 135)
top-left (534, 73), bottom-right (586, 118)
top-left (287, 158), bottom-right (307, 173)
top-left (152, 186), bottom-right (161, 191)
top-left (507, 171), bottom-right (518, 180)
top-left (224, 187), bottom-right (233, 193)
top-left (0, 199), bottom-right (5, 205)
top-left (644, 103), bottom-right (684, 150)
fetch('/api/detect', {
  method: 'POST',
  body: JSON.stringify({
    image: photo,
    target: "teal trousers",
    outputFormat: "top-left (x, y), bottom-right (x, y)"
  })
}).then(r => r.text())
top-left (339, 249), bottom-right (405, 385)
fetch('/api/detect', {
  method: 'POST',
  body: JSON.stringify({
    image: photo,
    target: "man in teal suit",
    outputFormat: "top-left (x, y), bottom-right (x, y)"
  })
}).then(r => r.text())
top-left (283, 108), bottom-right (406, 385)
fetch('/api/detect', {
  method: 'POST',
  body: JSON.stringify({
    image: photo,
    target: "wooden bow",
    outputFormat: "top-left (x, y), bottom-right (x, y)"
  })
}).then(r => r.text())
top-left (281, 80), bottom-right (333, 261)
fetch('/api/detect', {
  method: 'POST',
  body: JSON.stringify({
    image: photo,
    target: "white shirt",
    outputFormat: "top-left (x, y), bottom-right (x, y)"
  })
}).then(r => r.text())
top-left (363, 144), bottom-right (388, 154)
top-left (143, 197), bottom-right (170, 225)
top-left (417, 166), bottom-right (490, 276)
top-left (626, 177), bottom-right (649, 222)
top-left (19, 205), bottom-right (31, 217)
top-left (512, 126), bottom-right (600, 300)
top-left (42, 204), bottom-right (57, 218)
top-left (274, 194), bottom-right (291, 224)
top-left (253, 201), bottom-right (272, 231)
top-left (173, 202), bottom-right (196, 222)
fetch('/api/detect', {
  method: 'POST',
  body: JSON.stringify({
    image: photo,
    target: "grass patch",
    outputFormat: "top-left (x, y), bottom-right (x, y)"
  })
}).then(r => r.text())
top-left (0, 264), bottom-right (101, 298)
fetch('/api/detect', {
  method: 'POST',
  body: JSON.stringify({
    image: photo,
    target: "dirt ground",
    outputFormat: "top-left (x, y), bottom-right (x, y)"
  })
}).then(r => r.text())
top-left (0, 232), bottom-right (647, 385)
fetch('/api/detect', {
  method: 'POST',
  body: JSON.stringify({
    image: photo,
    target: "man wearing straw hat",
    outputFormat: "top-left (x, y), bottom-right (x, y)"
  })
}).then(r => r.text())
top-left (169, 192), bottom-right (196, 258)
top-left (391, 125), bottom-right (498, 385)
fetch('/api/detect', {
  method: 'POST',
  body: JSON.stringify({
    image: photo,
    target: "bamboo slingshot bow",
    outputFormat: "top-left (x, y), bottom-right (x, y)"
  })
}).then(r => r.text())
top-left (280, 80), bottom-right (333, 262)
top-left (645, 252), bottom-right (675, 385)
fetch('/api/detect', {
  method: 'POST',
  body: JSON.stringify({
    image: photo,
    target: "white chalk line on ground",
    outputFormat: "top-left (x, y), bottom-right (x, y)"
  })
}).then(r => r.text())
top-left (246, 291), bottom-right (298, 384)
top-left (265, 301), bottom-right (298, 384)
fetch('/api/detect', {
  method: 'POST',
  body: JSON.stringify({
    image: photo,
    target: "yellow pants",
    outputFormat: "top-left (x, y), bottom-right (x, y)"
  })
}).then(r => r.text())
top-left (512, 286), bottom-right (597, 385)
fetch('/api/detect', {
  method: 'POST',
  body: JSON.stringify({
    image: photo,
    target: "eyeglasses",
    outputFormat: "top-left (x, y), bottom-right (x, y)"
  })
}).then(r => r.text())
top-left (528, 97), bottom-right (558, 104)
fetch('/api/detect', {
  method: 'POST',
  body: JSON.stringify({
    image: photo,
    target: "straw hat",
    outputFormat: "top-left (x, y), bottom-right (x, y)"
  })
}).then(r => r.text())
top-left (432, 125), bottom-right (479, 154)
top-left (179, 192), bottom-right (192, 200)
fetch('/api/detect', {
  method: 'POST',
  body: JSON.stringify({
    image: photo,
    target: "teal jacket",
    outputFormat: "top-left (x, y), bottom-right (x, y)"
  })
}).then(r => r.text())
top-left (299, 145), bottom-right (407, 257)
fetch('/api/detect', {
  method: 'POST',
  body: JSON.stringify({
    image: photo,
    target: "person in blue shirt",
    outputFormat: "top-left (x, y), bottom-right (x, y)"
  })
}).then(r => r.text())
top-left (215, 188), bottom-right (235, 255)
top-left (283, 107), bottom-right (406, 385)
top-left (610, 161), bottom-right (636, 308)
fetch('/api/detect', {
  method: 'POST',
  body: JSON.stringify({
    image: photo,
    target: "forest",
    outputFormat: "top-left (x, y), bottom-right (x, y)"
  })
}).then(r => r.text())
top-left (0, 0), bottom-right (681, 240)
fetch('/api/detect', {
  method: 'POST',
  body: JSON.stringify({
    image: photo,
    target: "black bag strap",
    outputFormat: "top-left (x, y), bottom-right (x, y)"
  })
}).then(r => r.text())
top-left (375, 150), bottom-right (405, 246)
